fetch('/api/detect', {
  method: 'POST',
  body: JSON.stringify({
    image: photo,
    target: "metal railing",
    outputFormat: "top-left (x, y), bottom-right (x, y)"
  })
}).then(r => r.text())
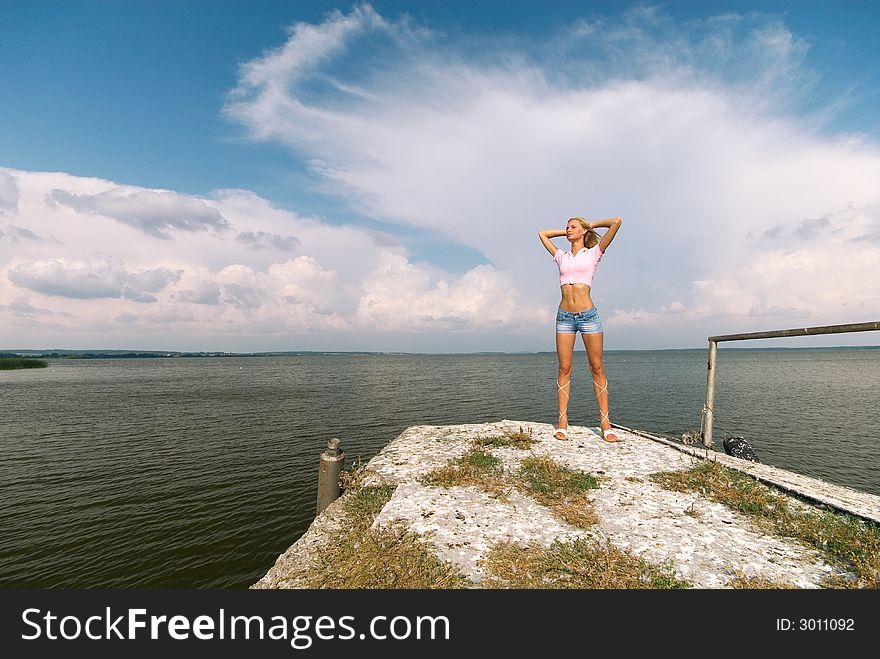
top-left (700, 320), bottom-right (880, 448)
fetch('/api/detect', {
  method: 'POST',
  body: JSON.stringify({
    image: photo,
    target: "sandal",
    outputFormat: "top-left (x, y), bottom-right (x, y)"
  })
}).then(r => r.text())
top-left (555, 377), bottom-right (570, 440)
top-left (600, 426), bottom-right (623, 443)
top-left (594, 377), bottom-right (624, 443)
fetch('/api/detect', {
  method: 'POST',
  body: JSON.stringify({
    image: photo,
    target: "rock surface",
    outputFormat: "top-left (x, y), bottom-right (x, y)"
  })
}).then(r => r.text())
top-left (254, 420), bottom-right (877, 589)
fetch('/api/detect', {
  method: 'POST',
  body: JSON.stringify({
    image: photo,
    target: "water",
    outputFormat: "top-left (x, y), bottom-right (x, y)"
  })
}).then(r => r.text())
top-left (1, 349), bottom-right (878, 588)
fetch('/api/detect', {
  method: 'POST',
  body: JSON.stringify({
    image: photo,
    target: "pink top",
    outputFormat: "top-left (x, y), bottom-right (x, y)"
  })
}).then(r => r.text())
top-left (553, 245), bottom-right (603, 287)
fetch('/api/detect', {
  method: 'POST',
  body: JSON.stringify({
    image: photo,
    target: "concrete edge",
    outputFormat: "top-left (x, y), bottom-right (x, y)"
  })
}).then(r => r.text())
top-left (610, 422), bottom-right (880, 525)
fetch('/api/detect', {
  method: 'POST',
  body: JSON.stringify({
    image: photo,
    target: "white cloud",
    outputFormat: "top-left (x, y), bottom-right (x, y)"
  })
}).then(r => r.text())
top-left (2, 296), bottom-right (61, 318)
top-left (2, 168), bottom-right (524, 349)
top-left (562, 7), bottom-right (812, 104)
top-left (610, 205), bottom-right (880, 332)
top-left (224, 5), bottom-right (880, 347)
top-left (215, 257), bottom-right (338, 315)
top-left (8, 257), bottom-right (181, 303)
top-left (0, 172), bottom-right (20, 213)
top-left (175, 280), bottom-right (221, 305)
top-left (355, 249), bottom-right (544, 331)
top-left (235, 230), bottom-right (300, 251)
top-left (0, 224), bottom-right (41, 242)
top-left (608, 301), bottom-right (700, 327)
top-left (47, 188), bottom-right (230, 239)
top-left (4, 7), bottom-right (880, 350)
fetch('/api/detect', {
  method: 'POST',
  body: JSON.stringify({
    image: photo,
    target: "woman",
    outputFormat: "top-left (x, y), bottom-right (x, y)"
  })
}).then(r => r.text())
top-left (538, 216), bottom-right (623, 442)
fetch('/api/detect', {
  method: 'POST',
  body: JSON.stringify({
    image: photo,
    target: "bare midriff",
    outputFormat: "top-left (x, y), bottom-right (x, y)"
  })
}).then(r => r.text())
top-left (559, 284), bottom-right (593, 312)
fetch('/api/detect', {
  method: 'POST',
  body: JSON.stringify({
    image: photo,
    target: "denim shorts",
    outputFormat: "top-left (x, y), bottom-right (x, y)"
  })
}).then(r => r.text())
top-left (555, 306), bottom-right (604, 334)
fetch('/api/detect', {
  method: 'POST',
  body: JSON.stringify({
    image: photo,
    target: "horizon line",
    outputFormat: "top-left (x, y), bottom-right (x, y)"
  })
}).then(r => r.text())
top-left (4, 345), bottom-right (880, 356)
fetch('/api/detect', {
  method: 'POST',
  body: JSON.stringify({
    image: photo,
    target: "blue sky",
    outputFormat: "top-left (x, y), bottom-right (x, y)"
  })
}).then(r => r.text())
top-left (2, 1), bottom-right (879, 351)
top-left (4, 1), bottom-right (879, 200)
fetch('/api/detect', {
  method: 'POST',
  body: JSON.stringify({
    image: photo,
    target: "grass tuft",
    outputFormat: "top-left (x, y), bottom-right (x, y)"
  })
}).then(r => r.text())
top-left (650, 460), bottom-right (880, 588)
top-left (726, 572), bottom-right (798, 589)
top-left (515, 456), bottom-right (600, 529)
top-left (421, 448), bottom-right (509, 498)
top-left (422, 448), bottom-right (600, 528)
top-left (343, 485), bottom-right (397, 521)
top-left (307, 485), bottom-right (471, 589)
top-left (473, 427), bottom-right (535, 450)
top-left (481, 539), bottom-right (691, 589)
top-left (338, 458), bottom-right (368, 491)
top-left (309, 524), bottom-right (472, 589)
top-left (517, 456), bottom-right (600, 497)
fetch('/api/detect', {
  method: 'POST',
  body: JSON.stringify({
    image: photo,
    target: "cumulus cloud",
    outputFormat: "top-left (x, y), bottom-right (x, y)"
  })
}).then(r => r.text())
top-left (47, 188), bottom-right (229, 239)
top-left (0, 170), bottom-right (389, 347)
top-left (755, 204), bottom-right (873, 244)
top-left (113, 308), bottom-right (196, 326)
top-left (0, 171), bottom-right (20, 213)
top-left (355, 249), bottom-right (543, 331)
top-left (3, 297), bottom-right (54, 317)
top-left (0, 224), bottom-right (41, 242)
top-left (236, 230), bottom-right (300, 251)
top-left (7, 258), bottom-right (181, 303)
top-left (610, 204), bottom-right (880, 331)
top-left (217, 257), bottom-right (340, 316)
top-left (175, 280), bottom-right (222, 305)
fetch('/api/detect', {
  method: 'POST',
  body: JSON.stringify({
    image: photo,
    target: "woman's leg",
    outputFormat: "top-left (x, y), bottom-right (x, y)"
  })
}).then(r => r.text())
top-left (555, 332), bottom-right (576, 438)
top-left (582, 332), bottom-right (621, 441)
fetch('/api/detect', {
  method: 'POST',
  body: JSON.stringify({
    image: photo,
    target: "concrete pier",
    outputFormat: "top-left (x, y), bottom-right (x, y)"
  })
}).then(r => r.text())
top-left (254, 420), bottom-right (880, 589)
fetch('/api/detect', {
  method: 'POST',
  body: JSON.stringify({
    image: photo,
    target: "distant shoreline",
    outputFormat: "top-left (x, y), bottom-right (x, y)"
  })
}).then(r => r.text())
top-left (1, 345), bottom-right (878, 359)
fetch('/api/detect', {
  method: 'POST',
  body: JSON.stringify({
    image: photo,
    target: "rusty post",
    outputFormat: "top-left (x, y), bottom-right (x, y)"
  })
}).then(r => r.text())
top-left (316, 438), bottom-right (345, 517)
top-left (701, 339), bottom-right (718, 449)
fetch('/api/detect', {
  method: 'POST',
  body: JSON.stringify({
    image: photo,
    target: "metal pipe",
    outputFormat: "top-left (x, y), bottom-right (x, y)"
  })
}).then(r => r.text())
top-left (316, 438), bottom-right (345, 517)
top-left (701, 319), bottom-right (879, 451)
top-left (710, 321), bottom-right (880, 343)
top-left (701, 340), bottom-right (718, 449)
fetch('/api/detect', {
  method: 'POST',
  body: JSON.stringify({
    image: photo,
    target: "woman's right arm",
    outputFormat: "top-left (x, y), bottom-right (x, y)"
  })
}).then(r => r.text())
top-left (539, 229), bottom-right (565, 256)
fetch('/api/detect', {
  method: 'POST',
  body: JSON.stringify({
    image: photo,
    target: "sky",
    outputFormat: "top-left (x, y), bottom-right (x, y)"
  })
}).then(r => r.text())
top-left (2, 1), bottom-right (879, 352)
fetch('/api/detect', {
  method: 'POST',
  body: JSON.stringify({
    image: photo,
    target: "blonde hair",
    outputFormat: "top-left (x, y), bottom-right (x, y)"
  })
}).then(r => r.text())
top-left (572, 217), bottom-right (599, 249)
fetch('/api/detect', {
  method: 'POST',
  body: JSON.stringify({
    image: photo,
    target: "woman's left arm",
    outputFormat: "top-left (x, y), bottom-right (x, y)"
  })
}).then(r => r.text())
top-left (588, 217), bottom-right (622, 253)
